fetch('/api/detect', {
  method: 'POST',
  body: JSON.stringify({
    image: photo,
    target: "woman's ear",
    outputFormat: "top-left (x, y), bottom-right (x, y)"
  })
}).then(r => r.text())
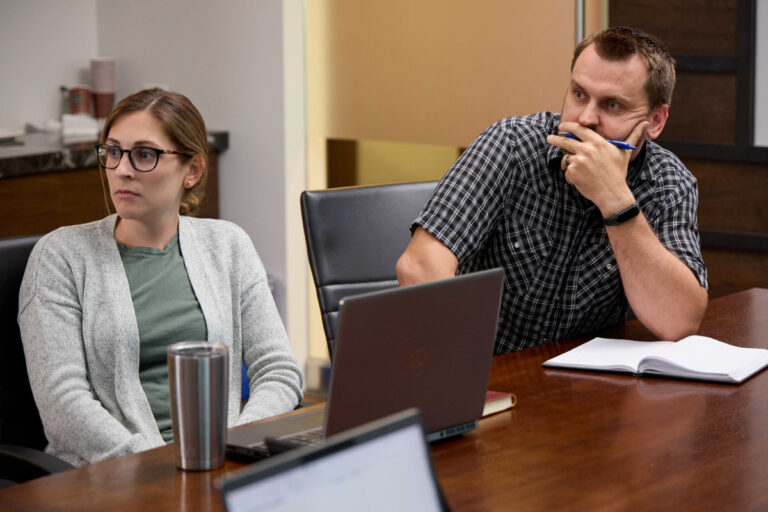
top-left (645, 104), bottom-right (669, 140)
top-left (185, 154), bottom-right (205, 188)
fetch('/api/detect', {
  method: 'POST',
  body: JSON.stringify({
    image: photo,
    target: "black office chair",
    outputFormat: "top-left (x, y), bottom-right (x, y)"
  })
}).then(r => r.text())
top-left (300, 181), bottom-right (438, 357)
top-left (0, 235), bottom-right (74, 488)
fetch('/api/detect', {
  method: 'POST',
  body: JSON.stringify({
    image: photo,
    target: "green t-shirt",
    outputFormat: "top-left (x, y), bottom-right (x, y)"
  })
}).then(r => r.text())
top-left (118, 233), bottom-right (208, 443)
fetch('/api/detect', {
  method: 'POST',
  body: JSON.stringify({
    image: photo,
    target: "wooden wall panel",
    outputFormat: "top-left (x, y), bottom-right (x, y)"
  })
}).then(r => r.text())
top-left (611, 0), bottom-right (766, 299)
top-left (0, 168), bottom-right (107, 238)
top-left (194, 152), bottom-right (219, 220)
top-left (702, 249), bottom-right (768, 298)
top-left (661, 73), bottom-right (737, 145)
top-left (685, 158), bottom-right (768, 233)
top-left (610, 0), bottom-right (738, 56)
top-left (326, 139), bottom-right (357, 188)
top-left (687, 158), bottom-right (768, 300)
top-left (0, 160), bottom-right (220, 239)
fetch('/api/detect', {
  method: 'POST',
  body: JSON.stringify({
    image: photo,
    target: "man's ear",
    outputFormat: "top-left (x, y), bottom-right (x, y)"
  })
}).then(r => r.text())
top-left (645, 104), bottom-right (669, 140)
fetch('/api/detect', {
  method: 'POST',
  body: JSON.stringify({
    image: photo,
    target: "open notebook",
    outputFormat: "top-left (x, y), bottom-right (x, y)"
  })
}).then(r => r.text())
top-left (543, 335), bottom-right (768, 384)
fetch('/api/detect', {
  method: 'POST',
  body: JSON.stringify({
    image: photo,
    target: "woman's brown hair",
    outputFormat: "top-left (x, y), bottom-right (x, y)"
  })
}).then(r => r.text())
top-left (99, 88), bottom-right (208, 215)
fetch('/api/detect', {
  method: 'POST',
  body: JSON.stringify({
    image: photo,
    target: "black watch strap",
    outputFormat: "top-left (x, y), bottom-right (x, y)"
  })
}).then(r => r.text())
top-left (603, 202), bottom-right (640, 226)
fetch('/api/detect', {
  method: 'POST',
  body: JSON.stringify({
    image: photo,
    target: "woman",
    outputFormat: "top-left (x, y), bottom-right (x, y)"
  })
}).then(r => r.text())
top-left (18, 88), bottom-right (303, 467)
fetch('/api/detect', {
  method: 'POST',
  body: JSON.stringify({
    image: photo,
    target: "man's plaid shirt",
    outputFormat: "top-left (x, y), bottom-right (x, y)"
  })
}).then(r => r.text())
top-left (414, 112), bottom-right (708, 354)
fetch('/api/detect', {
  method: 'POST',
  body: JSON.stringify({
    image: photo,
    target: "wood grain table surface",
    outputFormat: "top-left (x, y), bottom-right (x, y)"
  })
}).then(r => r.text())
top-left (1, 288), bottom-right (766, 511)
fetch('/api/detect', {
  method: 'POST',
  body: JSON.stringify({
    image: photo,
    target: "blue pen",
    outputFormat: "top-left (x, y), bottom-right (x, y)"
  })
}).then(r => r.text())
top-left (561, 131), bottom-right (636, 151)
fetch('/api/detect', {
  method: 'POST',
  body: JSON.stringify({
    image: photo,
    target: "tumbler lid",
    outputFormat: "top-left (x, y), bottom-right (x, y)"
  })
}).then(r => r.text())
top-left (167, 341), bottom-right (228, 358)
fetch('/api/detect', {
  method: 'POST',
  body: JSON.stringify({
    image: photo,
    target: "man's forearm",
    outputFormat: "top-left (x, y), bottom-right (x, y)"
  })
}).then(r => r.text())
top-left (606, 214), bottom-right (707, 340)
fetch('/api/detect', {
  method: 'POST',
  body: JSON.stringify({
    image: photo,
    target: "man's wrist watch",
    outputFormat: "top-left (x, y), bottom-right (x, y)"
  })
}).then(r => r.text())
top-left (603, 202), bottom-right (640, 226)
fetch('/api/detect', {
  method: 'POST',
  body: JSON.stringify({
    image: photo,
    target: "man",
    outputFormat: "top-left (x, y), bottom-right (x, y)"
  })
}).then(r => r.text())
top-left (396, 26), bottom-right (708, 354)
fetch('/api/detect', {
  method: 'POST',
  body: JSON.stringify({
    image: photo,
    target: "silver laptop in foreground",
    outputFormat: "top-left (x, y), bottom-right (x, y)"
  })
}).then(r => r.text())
top-left (219, 409), bottom-right (450, 512)
top-left (226, 268), bottom-right (504, 458)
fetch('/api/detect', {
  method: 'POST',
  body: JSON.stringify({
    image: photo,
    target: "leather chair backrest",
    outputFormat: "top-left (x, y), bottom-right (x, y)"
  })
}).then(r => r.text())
top-left (0, 235), bottom-right (46, 449)
top-left (300, 181), bottom-right (438, 357)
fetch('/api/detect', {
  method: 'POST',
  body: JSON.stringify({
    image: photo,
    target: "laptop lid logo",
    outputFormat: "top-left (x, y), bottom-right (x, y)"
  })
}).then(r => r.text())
top-left (407, 348), bottom-right (428, 377)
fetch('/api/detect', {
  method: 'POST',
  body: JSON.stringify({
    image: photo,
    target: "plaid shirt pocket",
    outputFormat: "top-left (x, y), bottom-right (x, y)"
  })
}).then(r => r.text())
top-left (576, 230), bottom-right (623, 311)
top-left (501, 223), bottom-right (552, 296)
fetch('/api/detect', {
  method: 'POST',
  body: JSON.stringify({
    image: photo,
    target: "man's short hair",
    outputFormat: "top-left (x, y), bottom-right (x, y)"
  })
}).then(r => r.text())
top-left (571, 26), bottom-right (676, 110)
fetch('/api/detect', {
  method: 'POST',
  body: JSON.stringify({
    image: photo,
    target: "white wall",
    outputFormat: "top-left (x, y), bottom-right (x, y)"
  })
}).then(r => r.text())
top-left (96, 0), bottom-right (307, 367)
top-left (96, 0), bottom-right (283, 304)
top-left (0, 0), bottom-right (97, 130)
top-left (755, 0), bottom-right (768, 146)
top-left (282, 0), bottom-right (309, 372)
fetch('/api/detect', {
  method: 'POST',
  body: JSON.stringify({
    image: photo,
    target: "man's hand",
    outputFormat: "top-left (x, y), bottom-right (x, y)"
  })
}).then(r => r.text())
top-left (546, 121), bottom-right (648, 218)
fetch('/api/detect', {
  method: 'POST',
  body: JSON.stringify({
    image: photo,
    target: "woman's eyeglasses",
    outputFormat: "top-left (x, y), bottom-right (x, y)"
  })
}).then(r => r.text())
top-left (94, 143), bottom-right (192, 172)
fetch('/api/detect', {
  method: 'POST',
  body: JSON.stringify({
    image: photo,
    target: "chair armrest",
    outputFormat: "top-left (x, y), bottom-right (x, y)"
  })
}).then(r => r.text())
top-left (0, 444), bottom-right (74, 484)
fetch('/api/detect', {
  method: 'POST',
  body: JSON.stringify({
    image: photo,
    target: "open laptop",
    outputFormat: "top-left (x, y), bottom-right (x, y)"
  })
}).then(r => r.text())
top-left (219, 408), bottom-right (450, 512)
top-left (227, 268), bottom-right (504, 459)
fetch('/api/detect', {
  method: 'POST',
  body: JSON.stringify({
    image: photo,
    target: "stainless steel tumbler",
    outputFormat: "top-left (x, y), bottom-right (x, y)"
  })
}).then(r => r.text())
top-left (168, 341), bottom-right (229, 471)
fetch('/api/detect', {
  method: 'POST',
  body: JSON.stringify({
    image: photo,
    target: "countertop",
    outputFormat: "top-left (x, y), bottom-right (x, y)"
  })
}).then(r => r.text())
top-left (0, 131), bottom-right (228, 179)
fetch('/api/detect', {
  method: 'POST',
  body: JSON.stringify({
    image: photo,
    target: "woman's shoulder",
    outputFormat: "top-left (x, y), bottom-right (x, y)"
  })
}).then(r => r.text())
top-left (180, 216), bottom-right (249, 240)
top-left (179, 216), bottom-right (255, 255)
top-left (33, 216), bottom-right (116, 258)
top-left (21, 217), bottom-right (117, 299)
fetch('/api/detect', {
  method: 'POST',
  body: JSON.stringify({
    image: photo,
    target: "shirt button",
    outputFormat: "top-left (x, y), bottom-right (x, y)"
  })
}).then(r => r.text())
top-left (606, 263), bottom-right (613, 270)
top-left (514, 241), bottom-right (521, 249)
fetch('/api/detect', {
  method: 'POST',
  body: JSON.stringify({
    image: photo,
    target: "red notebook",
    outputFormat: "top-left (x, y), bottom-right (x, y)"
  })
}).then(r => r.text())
top-left (482, 390), bottom-right (516, 417)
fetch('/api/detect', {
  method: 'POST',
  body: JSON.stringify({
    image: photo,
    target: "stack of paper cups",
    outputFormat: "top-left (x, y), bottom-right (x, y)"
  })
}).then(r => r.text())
top-left (91, 58), bottom-right (115, 119)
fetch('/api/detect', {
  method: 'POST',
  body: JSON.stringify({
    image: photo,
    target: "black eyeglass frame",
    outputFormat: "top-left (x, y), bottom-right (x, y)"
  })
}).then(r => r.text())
top-left (94, 143), bottom-right (193, 172)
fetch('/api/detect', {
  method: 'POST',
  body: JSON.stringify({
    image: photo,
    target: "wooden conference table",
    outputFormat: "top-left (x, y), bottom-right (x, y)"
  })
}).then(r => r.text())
top-left (1, 288), bottom-right (767, 511)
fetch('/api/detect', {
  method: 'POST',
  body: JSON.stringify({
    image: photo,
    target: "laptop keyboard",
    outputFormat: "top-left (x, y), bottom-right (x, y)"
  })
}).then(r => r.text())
top-left (285, 427), bottom-right (324, 445)
top-left (265, 427), bottom-right (324, 455)
top-left (238, 441), bottom-right (272, 460)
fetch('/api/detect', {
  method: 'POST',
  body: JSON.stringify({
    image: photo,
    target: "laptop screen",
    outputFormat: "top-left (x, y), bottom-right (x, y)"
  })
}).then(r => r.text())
top-left (221, 410), bottom-right (446, 512)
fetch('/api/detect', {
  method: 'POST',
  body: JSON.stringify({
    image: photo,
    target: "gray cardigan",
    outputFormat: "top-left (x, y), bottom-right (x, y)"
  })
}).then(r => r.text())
top-left (18, 215), bottom-right (303, 466)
